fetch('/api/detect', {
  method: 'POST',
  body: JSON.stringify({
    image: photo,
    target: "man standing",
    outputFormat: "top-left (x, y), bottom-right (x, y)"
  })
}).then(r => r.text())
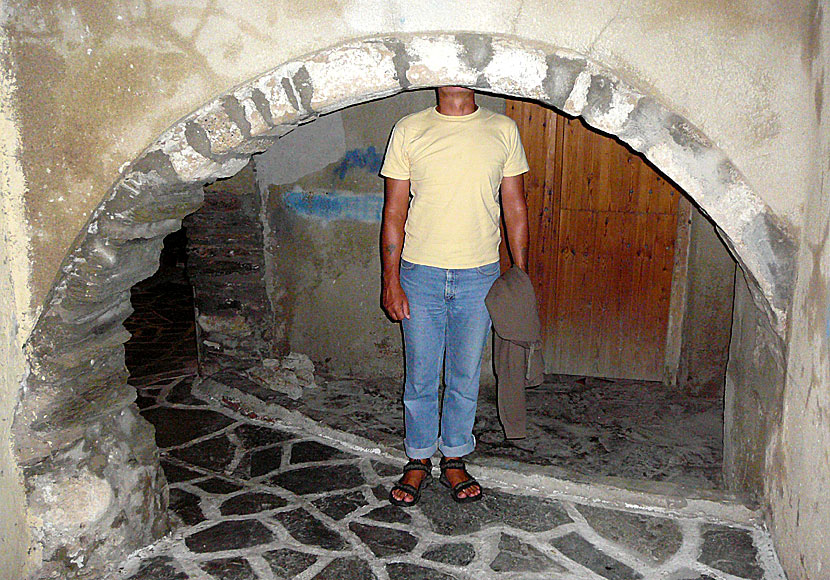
top-left (381, 86), bottom-right (529, 505)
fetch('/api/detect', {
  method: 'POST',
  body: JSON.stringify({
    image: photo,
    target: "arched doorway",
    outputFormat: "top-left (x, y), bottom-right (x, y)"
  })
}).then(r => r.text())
top-left (14, 34), bottom-right (795, 578)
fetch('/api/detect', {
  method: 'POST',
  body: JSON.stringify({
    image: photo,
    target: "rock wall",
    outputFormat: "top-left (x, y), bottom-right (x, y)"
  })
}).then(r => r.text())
top-left (22, 407), bottom-right (168, 579)
top-left (766, 4), bottom-right (830, 577)
top-left (12, 174), bottom-right (203, 577)
top-left (186, 162), bottom-right (284, 374)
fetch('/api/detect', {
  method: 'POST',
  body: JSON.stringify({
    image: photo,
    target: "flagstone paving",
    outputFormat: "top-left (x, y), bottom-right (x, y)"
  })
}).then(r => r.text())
top-left (118, 259), bottom-right (785, 580)
top-left (115, 370), bottom-right (785, 580)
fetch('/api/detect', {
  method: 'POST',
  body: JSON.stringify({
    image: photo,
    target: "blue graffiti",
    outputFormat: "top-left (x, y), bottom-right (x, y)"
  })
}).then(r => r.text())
top-left (334, 146), bottom-right (383, 180)
top-left (283, 190), bottom-right (383, 223)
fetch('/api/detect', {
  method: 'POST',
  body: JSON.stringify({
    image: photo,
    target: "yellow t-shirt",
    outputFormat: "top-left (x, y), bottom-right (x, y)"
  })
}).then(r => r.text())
top-left (380, 106), bottom-right (529, 269)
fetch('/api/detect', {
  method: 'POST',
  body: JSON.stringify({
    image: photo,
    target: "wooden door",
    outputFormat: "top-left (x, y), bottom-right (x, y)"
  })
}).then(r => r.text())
top-left (504, 100), bottom-right (686, 382)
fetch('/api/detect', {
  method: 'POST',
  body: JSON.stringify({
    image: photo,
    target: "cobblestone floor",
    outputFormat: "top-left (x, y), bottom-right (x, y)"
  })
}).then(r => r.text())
top-left (119, 265), bottom-right (786, 580)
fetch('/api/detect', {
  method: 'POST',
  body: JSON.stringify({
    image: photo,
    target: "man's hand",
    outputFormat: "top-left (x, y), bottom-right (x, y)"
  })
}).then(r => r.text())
top-left (382, 279), bottom-right (410, 320)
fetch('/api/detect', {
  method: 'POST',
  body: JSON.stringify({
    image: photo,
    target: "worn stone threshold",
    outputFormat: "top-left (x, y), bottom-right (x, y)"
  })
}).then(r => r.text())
top-left (193, 375), bottom-right (760, 529)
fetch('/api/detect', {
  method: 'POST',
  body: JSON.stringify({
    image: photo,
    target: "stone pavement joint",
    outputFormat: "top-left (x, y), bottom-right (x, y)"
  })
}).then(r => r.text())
top-left (119, 266), bottom-right (786, 580)
top-left (117, 372), bottom-right (787, 580)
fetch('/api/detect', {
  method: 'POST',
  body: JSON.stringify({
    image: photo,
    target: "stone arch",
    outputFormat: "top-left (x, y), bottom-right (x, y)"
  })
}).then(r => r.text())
top-left (14, 33), bottom-right (796, 577)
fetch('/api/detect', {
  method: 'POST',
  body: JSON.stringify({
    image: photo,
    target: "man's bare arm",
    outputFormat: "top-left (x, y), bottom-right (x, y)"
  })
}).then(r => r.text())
top-left (381, 177), bottom-right (411, 320)
top-left (501, 174), bottom-right (530, 272)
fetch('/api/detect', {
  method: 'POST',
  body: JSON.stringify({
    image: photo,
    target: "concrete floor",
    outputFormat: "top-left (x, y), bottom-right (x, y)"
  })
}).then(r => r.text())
top-left (117, 266), bottom-right (786, 580)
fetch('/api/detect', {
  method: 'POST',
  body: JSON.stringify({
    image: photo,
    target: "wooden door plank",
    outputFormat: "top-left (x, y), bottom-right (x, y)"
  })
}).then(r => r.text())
top-left (622, 212), bottom-right (650, 374)
top-left (634, 213), bottom-right (672, 379)
top-left (554, 209), bottom-right (598, 374)
top-left (663, 196), bottom-right (692, 385)
top-left (538, 110), bottom-right (563, 343)
top-left (560, 118), bottom-right (584, 210)
top-left (549, 210), bottom-right (575, 370)
top-left (607, 211), bottom-right (636, 374)
top-left (545, 112), bottom-right (565, 357)
top-left (632, 210), bottom-right (657, 376)
top-left (553, 115), bottom-right (681, 380)
top-left (550, 209), bottom-right (575, 372)
top-left (548, 117), bottom-right (577, 370)
top-left (522, 101), bottom-right (548, 272)
top-left (525, 103), bottom-right (550, 324)
top-left (592, 212), bottom-right (615, 374)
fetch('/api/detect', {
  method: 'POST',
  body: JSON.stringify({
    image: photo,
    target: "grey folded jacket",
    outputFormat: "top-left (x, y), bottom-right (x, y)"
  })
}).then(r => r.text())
top-left (485, 266), bottom-right (544, 439)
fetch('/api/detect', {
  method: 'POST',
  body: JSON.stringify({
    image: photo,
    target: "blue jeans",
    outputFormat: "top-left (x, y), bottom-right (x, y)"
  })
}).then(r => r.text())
top-left (399, 259), bottom-right (500, 459)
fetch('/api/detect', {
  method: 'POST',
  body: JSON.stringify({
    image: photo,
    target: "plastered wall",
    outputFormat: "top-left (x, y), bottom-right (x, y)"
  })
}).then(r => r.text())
top-left (724, 273), bottom-right (787, 498)
top-left (765, 4), bottom-right (830, 577)
top-left (678, 208), bottom-right (736, 398)
top-left (0, 27), bottom-right (34, 580)
top-left (0, 0), bottom-right (827, 577)
top-left (2, 0), bottom-right (817, 321)
top-left (723, 4), bottom-right (830, 576)
top-left (0, 241), bottom-right (30, 580)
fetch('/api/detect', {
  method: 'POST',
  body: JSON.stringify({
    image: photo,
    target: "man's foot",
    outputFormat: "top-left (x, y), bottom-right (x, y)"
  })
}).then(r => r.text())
top-left (439, 457), bottom-right (482, 503)
top-left (389, 458), bottom-right (432, 506)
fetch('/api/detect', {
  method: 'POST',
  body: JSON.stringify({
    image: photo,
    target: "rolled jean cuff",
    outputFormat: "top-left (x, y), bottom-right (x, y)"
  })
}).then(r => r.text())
top-left (404, 440), bottom-right (438, 460)
top-left (438, 434), bottom-right (476, 458)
